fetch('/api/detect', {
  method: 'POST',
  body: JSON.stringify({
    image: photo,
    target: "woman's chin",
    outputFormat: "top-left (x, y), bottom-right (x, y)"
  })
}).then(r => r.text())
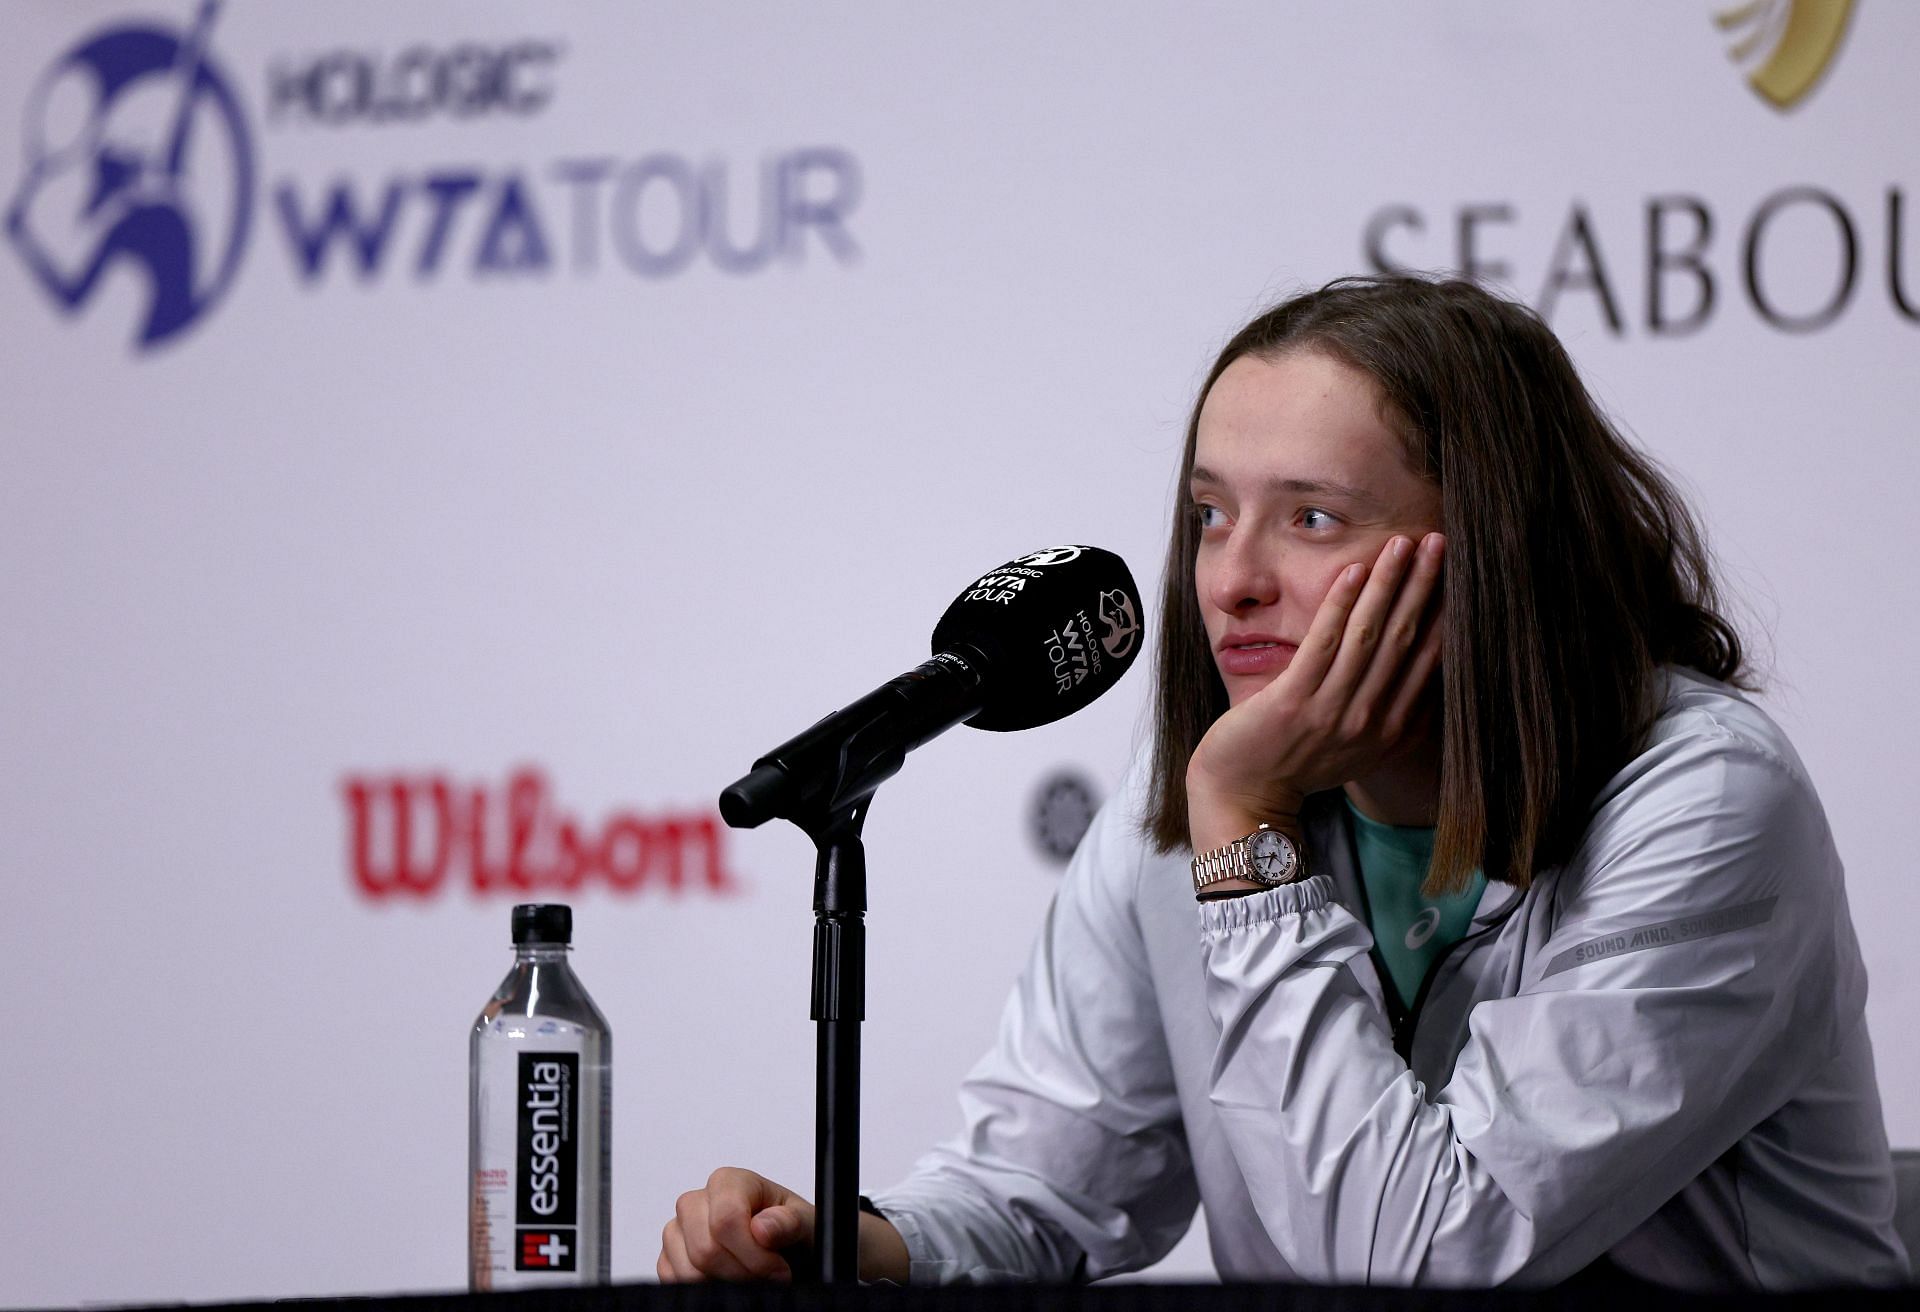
top-left (1223, 669), bottom-right (1283, 706)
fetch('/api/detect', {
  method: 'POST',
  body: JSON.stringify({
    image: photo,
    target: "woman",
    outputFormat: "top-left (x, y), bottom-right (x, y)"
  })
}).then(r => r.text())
top-left (659, 276), bottom-right (1909, 1287)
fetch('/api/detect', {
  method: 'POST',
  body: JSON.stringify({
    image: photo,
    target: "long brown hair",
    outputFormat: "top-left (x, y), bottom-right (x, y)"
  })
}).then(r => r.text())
top-left (1145, 276), bottom-right (1748, 895)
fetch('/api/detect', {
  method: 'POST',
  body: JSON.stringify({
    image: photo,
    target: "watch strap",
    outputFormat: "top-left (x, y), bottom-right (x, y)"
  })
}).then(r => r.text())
top-left (1190, 822), bottom-right (1304, 894)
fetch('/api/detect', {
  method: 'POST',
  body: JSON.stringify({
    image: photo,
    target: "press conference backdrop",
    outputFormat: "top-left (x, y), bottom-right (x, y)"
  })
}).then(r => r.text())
top-left (2, 1), bottom-right (1914, 1303)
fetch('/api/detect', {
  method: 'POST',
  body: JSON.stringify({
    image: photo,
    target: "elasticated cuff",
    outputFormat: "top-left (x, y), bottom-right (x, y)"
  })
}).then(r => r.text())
top-left (1196, 872), bottom-right (1334, 933)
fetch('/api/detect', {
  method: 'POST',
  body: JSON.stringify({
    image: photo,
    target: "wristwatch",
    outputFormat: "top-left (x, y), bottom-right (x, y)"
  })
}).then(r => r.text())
top-left (1191, 823), bottom-right (1305, 895)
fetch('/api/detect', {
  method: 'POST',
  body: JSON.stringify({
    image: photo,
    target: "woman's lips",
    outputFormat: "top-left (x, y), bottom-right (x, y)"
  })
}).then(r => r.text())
top-left (1217, 639), bottom-right (1298, 678)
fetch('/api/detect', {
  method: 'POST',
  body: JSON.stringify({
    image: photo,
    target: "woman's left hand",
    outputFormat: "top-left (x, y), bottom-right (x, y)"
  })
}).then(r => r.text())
top-left (1186, 532), bottom-right (1446, 855)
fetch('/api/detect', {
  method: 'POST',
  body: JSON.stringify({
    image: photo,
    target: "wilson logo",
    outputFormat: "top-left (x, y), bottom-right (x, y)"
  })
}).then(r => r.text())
top-left (342, 766), bottom-right (742, 900)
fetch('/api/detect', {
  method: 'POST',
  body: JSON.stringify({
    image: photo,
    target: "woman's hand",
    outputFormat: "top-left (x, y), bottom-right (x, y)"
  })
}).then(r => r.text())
top-left (1187, 532), bottom-right (1445, 855)
top-left (657, 1166), bottom-right (909, 1284)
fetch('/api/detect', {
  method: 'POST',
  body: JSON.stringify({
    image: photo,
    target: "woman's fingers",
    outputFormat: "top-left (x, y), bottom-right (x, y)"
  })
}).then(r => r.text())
top-left (669, 1189), bottom-right (757, 1281)
top-left (1195, 529), bottom-right (1444, 814)
top-left (1288, 558), bottom-right (1370, 694)
top-left (708, 1193), bottom-right (796, 1281)
top-left (750, 1202), bottom-right (814, 1255)
top-left (656, 1168), bottom-right (816, 1285)
top-left (660, 1217), bottom-right (699, 1281)
top-left (1346, 532), bottom-right (1444, 718)
top-left (1318, 534), bottom-right (1421, 704)
top-left (1382, 587), bottom-right (1446, 741)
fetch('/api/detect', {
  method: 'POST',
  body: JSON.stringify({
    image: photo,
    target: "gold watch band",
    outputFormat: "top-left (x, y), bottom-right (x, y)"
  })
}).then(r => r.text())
top-left (1190, 841), bottom-right (1253, 891)
top-left (1189, 822), bottom-right (1305, 895)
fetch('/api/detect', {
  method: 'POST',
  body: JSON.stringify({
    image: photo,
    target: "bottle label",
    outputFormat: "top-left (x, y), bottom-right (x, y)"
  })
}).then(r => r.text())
top-left (471, 1014), bottom-right (607, 1289)
top-left (513, 1052), bottom-right (579, 1271)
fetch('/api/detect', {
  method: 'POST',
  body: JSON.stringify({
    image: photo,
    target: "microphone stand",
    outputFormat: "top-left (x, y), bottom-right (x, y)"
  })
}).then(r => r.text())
top-left (798, 799), bottom-right (868, 1285)
top-left (731, 750), bottom-right (906, 1285)
top-left (720, 662), bottom-right (986, 1285)
top-left (717, 550), bottom-right (1143, 1284)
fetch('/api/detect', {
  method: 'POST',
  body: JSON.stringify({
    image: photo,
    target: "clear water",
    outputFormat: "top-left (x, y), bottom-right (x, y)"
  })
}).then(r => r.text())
top-left (469, 946), bottom-right (611, 1289)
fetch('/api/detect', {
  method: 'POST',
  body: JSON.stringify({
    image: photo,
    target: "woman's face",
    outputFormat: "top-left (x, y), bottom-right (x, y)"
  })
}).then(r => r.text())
top-left (1191, 350), bottom-right (1443, 707)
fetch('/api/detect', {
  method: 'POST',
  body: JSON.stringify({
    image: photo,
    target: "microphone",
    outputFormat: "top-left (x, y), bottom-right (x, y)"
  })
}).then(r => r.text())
top-left (720, 545), bottom-right (1144, 828)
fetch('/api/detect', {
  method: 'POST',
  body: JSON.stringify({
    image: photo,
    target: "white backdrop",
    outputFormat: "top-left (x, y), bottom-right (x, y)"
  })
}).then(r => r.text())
top-left (3, 2), bottom-right (1915, 1304)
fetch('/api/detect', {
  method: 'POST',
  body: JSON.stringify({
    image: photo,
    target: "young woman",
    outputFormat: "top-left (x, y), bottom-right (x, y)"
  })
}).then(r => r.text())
top-left (658, 277), bottom-right (1910, 1288)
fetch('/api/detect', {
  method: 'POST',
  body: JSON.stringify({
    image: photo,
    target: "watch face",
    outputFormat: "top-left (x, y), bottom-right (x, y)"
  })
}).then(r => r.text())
top-left (1248, 829), bottom-right (1295, 883)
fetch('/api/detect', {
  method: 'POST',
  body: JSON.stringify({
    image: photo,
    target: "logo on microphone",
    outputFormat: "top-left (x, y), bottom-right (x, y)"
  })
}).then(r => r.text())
top-left (1096, 589), bottom-right (1139, 659)
top-left (1044, 609), bottom-right (1107, 695)
top-left (8, 0), bottom-right (255, 350)
top-left (1013, 546), bottom-right (1085, 568)
top-left (1712, 0), bottom-right (1854, 110)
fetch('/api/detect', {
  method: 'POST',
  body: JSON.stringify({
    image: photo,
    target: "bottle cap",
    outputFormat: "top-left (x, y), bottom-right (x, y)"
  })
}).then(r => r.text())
top-left (512, 903), bottom-right (572, 946)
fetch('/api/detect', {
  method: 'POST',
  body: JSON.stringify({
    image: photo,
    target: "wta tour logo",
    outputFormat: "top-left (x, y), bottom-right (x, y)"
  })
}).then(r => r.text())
top-left (1712, 0), bottom-right (1855, 110)
top-left (7, 0), bottom-right (253, 350)
top-left (8, 3), bottom-right (861, 356)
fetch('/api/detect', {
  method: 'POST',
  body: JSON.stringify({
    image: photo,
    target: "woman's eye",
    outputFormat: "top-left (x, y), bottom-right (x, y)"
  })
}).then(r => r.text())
top-left (1193, 503), bottom-right (1227, 530)
top-left (1300, 508), bottom-right (1340, 532)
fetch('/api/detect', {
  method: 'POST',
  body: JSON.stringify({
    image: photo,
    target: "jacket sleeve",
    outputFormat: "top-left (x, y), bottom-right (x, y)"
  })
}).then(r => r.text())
top-left (1198, 726), bottom-right (1859, 1286)
top-left (869, 770), bottom-right (1199, 1282)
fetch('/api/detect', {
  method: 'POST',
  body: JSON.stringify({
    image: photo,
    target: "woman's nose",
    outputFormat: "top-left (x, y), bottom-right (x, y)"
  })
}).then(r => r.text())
top-left (1209, 535), bottom-right (1280, 614)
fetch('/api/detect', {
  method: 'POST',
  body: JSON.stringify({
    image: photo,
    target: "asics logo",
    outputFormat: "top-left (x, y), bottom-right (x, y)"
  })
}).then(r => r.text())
top-left (1404, 906), bottom-right (1441, 950)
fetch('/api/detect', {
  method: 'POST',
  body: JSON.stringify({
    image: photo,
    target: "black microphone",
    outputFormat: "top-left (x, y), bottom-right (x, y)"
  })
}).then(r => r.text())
top-left (720, 545), bottom-right (1144, 828)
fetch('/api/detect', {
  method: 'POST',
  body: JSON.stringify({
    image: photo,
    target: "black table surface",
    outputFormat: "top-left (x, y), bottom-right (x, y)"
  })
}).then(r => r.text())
top-left (49, 1277), bottom-right (1913, 1312)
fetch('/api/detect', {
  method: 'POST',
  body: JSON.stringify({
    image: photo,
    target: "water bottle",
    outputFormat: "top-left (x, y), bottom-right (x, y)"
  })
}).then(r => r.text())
top-left (469, 904), bottom-right (611, 1289)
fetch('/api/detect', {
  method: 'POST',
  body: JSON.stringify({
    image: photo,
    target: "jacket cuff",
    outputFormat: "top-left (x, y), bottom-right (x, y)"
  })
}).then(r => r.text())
top-left (860, 1191), bottom-right (939, 1286)
top-left (1196, 872), bottom-right (1334, 933)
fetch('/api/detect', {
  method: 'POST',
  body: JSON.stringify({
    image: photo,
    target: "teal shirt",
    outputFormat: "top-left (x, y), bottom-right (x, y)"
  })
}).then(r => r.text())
top-left (1345, 799), bottom-right (1485, 1011)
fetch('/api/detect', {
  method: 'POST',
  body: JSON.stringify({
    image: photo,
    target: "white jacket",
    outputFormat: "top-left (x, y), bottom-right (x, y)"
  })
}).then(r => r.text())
top-left (871, 669), bottom-right (1910, 1287)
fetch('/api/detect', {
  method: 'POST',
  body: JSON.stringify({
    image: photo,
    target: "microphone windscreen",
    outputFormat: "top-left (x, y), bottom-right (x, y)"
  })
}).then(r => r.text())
top-left (930, 545), bottom-right (1145, 732)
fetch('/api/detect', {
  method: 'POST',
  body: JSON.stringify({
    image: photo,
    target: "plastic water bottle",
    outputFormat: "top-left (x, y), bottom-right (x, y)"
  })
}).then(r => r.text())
top-left (469, 904), bottom-right (611, 1289)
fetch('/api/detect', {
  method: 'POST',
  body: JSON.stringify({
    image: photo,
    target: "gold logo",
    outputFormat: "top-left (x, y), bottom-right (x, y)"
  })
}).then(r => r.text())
top-left (1713, 0), bottom-right (1855, 109)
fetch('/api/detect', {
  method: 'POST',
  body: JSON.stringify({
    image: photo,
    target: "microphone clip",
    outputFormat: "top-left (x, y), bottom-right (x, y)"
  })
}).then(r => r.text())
top-left (718, 650), bottom-right (986, 834)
